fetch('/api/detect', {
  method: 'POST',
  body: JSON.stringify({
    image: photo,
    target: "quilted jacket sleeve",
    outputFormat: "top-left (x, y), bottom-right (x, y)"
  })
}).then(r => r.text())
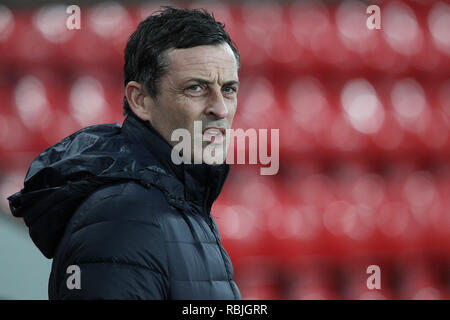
top-left (54, 183), bottom-right (170, 300)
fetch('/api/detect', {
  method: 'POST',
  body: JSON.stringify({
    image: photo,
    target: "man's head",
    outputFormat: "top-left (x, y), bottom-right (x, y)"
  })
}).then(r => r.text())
top-left (123, 6), bottom-right (240, 164)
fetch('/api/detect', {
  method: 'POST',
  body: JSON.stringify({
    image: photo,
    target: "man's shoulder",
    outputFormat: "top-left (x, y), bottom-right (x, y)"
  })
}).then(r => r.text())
top-left (70, 181), bottom-right (174, 231)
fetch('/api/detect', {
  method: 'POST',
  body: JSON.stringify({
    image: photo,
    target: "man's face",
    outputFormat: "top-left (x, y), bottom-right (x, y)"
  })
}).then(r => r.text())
top-left (147, 43), bottom-right (239, 164)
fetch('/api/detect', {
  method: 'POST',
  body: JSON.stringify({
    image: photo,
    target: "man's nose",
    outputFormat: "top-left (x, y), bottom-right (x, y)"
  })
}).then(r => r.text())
top-left (205, 88), bottom-right (229, 119)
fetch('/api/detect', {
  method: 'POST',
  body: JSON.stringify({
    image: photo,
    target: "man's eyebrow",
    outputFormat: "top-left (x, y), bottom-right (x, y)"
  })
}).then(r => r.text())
top-left (184, 78), bottom-right (239, 87)
top-left (224, 80), bottom-right (240, 87)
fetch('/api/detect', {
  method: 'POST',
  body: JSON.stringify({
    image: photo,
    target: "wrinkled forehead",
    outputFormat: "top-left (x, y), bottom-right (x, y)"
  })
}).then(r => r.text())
top-left (165, 43), bottom-right (239, 81)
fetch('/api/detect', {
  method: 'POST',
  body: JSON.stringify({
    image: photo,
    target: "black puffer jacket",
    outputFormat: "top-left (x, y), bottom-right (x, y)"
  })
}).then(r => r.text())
top-left (8, 113), bottom-right (241, 300)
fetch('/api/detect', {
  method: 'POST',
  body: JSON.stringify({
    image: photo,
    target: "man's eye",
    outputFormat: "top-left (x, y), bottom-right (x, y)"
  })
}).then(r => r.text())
top-left (223, 87), bottom-right (237, 94)
top-left (187, 85), bottom-right (203, 92)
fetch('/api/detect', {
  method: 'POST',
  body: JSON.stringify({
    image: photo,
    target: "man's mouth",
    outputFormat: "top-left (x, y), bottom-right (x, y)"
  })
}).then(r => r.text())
top-left (202, 127), bottom-right (226, 144)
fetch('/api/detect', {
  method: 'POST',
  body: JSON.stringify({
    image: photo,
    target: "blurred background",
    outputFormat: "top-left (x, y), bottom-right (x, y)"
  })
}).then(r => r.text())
top-left (0, 0), bottom-right (449, 299)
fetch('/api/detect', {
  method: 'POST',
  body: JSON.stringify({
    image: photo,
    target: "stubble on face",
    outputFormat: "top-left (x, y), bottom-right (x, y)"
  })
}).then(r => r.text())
top-left (148, 43), bottom-right (239, 164)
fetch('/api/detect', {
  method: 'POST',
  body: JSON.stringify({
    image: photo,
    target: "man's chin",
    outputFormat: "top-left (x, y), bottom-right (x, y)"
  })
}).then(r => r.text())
top-left (192, 154), bottom-right (226, 166)
top-left (187, 148), bottom-right (226, 165)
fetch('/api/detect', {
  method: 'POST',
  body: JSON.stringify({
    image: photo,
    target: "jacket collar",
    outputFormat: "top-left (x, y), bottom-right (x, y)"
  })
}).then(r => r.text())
top-left (121, 113), bottom-right (230, 216)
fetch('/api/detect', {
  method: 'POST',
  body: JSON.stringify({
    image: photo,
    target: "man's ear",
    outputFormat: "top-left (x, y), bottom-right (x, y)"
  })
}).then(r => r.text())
top-left (125, 81), bottom-right (154, 121)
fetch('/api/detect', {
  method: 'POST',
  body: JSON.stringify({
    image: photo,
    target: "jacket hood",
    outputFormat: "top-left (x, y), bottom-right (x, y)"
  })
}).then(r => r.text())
top-left (8, 113), bottom-right (230, 258)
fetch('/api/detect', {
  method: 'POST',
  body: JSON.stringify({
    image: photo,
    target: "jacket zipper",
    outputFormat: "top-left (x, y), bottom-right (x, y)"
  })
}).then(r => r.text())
top-left (202, 179), bottom-right (238, 299)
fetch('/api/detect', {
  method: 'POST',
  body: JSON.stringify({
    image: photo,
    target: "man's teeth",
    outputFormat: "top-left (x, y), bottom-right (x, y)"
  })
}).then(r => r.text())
top-left (204, 129), bottom-right (222, 135)
top-left (203, 129), bottom-right (224, 143)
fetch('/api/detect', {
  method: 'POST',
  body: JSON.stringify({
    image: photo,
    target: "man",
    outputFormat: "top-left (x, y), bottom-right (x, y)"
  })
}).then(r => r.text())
top-left (8, 7), bottom-right (241, 300)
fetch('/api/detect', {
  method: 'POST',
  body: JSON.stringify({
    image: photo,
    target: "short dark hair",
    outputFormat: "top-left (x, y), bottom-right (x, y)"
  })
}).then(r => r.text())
top-left (122, 6), bottom-right (241, 115)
